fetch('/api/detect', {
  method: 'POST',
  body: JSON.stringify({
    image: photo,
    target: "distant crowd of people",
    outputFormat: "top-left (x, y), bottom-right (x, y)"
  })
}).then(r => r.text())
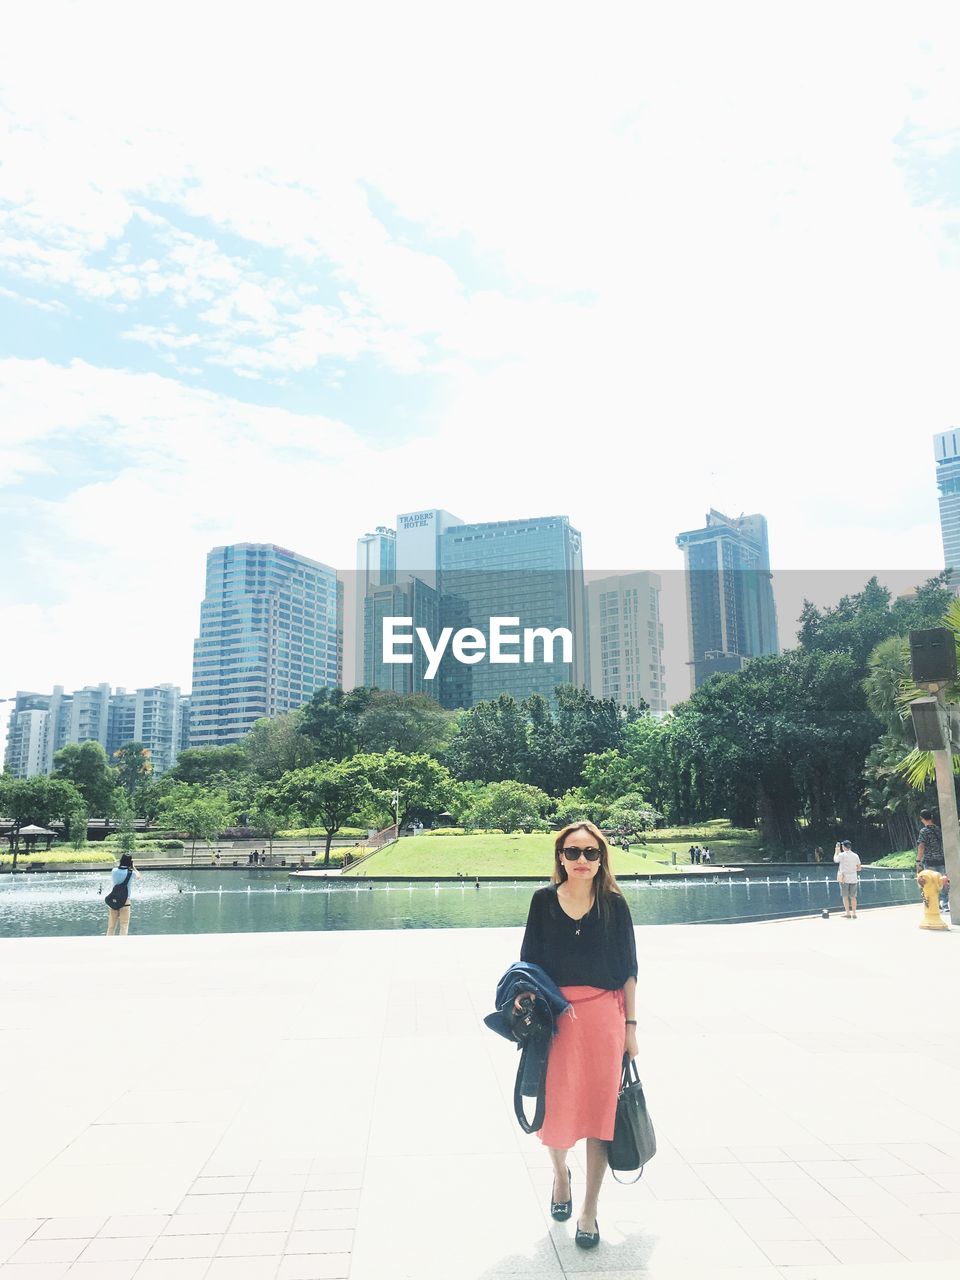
top-left (687, 845), bottom-right (712, 864)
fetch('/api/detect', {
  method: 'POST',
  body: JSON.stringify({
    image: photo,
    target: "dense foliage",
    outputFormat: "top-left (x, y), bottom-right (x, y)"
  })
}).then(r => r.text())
top-left (4, 574), bottom-right (955, 857)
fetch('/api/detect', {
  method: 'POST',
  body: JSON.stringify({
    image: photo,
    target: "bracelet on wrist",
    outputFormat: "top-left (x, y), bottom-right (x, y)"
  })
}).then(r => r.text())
top-left (625, 1019), bottom-right (637, 1026)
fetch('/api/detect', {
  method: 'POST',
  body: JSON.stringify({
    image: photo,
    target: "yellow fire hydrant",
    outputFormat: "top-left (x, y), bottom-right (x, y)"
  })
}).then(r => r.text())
top-left (917, 869), bottom-right (950, 931)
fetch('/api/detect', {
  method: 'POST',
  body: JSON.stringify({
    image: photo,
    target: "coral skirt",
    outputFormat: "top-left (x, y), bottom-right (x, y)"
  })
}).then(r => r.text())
top-left (538, 986), bottom-right (625, 1149)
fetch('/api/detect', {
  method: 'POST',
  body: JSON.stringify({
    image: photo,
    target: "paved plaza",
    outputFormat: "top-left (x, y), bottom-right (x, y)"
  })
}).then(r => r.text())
top-left (1, 905), bottom-right (960, 1279)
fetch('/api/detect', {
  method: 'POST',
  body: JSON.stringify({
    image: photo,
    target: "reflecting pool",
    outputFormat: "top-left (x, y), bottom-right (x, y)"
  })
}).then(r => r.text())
top-left (0, 866), bottom-right (923, 938)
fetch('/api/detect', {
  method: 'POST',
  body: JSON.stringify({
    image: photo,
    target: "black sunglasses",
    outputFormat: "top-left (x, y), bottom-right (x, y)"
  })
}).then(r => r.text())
top-left (560, 846), bottom-right (602, 862)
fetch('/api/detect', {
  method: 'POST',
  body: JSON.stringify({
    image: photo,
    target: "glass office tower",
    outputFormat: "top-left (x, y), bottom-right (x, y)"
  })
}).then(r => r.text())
top-left (676, 509), bottom-right (779, 691)
top-left (935, 430), bottom-right (960, 585)
top-left (190, 543), bottom-right (340, 747)
top-left (363, 577), bottom-right (440, 694)
top-left (436, 515), bottom-right (587, 709)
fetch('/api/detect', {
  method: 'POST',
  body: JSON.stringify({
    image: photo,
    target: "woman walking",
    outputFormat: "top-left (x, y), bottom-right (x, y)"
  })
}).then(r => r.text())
top-left (106, 852), bottom-right (142, 937)
top-left (516, 822), bottom-right (638, 1249)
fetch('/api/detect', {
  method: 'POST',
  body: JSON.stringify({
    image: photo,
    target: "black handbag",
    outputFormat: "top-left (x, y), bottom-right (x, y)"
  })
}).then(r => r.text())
top-left (607, 1054), bottom-right (657, 1183)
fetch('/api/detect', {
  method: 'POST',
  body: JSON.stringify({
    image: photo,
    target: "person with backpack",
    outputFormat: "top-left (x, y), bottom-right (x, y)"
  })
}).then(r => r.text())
top-left (105, 853), bottom-right (142, 936)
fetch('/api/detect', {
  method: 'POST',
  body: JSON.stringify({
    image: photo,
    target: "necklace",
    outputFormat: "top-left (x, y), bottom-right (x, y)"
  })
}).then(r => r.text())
top-left (559, 889), bottom-right (592, 937)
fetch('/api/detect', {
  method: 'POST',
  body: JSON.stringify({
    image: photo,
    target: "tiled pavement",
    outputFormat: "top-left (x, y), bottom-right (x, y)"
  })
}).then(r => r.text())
top-left (1, 906), bottom-right (959, 1278)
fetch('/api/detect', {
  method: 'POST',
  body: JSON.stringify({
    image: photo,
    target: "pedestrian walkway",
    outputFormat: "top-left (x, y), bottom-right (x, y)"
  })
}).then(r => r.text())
top-left (1, 906), bottom-right (958, 1278)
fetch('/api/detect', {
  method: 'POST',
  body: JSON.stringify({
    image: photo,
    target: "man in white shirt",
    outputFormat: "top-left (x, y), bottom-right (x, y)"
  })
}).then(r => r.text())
top-left (833, 840), bottom-right (862, 918)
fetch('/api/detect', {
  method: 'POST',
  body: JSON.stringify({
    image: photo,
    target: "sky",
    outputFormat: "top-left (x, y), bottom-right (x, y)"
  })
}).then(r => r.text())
top-left (2, 0), bottom-right (960, 727)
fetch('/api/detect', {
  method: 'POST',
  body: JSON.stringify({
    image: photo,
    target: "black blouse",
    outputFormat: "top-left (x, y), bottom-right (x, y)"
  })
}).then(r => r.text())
top-left (520, 885), bottom-right (638, 989)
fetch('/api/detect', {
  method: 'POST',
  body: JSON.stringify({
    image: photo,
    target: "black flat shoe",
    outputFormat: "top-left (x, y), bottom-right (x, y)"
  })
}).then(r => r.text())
top-left (575, 1218), bottom-right (600, 1249)
top-left (550, 1166), bottom-right (572, 1221)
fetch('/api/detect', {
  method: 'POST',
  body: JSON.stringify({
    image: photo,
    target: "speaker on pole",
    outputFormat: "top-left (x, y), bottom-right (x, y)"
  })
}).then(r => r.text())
top-left (909, 628), bottom-right (958, 684)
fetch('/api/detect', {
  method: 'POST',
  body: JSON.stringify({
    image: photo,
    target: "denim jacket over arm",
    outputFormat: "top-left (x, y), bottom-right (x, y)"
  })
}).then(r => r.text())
top-left (483, 961), bottom-right (571, 1043)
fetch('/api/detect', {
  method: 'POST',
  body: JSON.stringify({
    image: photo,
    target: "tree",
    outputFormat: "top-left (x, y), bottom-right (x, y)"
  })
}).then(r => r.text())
top-left (67, 805), bottom-right (89, 850)
top-left (552, 684), bottom-right (640, 793)
top-left (443, 695), bottom-right (528, 783)
top-left (466, 780), bottom-right (552, 833)
top-left (553, 787), bottom-right (605, 827)
top-left (798, 573), bottom-right (953, 670)
top-left (132, 775), bottom-right (179, 822)
top-left (603, 794), bottom-right (659, 838)
top-left (268, 761), bottom-right (372, 860)
top-left (350, 750), bottom-right (455, 831)
top-left (0, 775), bottom-right (83, 829)
top-left (249, 799), bottom-right (284, 857)
top-left (0, 776), bottom-right (83, 869)
top-left (169, 746), bottom-right (248, 786)
top-left (242, 711), bottom-right (316, 782)
top-left (862, 733), bottom-right (934, 854)
top-left (113, 796), bottom-right (138, 854)
top-left (299, 687), bottom-right (372, 761)
top-left (113, 742), bottom-right (153, 795)
top-left (157, 785), bottom-right (234, 865)
top-left (887, 594), bottom-right (960, 791)
top-left (359, 691), bottom-right (455, 757)
top-left (520, 693), bottom-right (566, 795)
top-left (53, 741), bottom-right (118, 817)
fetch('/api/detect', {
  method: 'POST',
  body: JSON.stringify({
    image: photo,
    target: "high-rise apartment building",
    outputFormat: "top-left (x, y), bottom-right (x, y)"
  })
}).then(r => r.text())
top-left (3, 684), bottom-right (189, 779)
top-left (108, 691), bottom-right (138, 756)
top-left (935, 430), bottom-right (960, 583)
top-left (131, 685), bottom-right (185, 776)
top-left (676, 509), bottom-right (779, 691)
top-left (4, 709), bottom-right (48, 778)
top-left (190, 543), bottom-right (341, 748)
top-left (68, 684), bottom-right (113, 750)
top-left (436, 515), bottom-right (588, 709)
top-left (587, 573), bottom-right (666, 714)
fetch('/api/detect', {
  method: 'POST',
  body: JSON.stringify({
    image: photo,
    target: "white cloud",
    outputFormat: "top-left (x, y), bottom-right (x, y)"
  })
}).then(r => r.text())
top-left (3, 0), bottom-right (960, 733)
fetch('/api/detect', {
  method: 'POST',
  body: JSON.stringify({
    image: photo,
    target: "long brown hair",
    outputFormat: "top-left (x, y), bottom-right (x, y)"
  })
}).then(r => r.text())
top-left (552, 821), bottom-right (623, 917)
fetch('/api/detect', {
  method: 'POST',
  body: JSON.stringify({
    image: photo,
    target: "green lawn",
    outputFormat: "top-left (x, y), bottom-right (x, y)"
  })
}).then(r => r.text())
top-left (340, 832), bottom-right (706, 878)
top-left (873, 850), bottom-right (916, 869)
top-left (0, 851), bottom-right (116, 868)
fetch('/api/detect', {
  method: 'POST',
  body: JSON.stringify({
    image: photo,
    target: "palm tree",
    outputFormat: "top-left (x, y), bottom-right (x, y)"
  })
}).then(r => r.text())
top-left (873, 598), bottom-right (960, 790)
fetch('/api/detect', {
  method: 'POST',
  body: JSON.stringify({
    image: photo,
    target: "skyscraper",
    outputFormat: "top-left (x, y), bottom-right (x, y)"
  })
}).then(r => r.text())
top-left (354, 527), bottom-right (397, 687)
top-left (587, 573), bottom-right (666, 714)
top-left (395, 509), bottom-right (464, 584)
top-left (4, 688), bottom-right (71, 775)
top-left (934, 430), bottom-right (960, 583)
top-left (676, 509), bottom-right (779, 691)
top-left (190, 543), bottom-right (341, 748)
top-left (4, 709), bottom-right (48, 778)
top-left (359, 510), bottom-right (462, 690)
top-left (363, 577), bottom-right (440, 694)
top-left (436, 515), bottom-right (588, 709)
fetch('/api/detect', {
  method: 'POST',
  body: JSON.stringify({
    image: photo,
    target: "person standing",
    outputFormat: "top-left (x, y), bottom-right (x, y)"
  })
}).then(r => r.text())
top-left (833, 840), bottom-right (862, 918)
top-left (916, 809), bottom-right (945, 874)
top-left (916, 809), bottom-right (947, 909)
top-left (106, 853), bottom-right (142, 937)
top-left (514, 822), bottom-right (638, 1250)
